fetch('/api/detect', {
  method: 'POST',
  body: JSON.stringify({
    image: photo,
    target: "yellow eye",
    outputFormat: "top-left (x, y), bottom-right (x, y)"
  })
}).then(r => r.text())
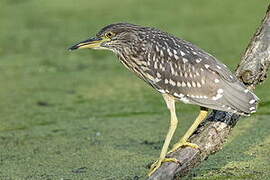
top-left (105, 32), bottom-right (114, 38)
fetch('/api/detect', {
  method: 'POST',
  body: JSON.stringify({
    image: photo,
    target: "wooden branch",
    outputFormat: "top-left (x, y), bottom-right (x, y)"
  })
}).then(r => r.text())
top-left (148, 4), bottom-right (270, 180)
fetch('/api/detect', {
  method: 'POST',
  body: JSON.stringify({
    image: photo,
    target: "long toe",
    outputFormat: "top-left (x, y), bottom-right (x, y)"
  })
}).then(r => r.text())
top-left (168, 141), bottom-right (199, 154)
top-left (148, 158), bottom-right (179, 176)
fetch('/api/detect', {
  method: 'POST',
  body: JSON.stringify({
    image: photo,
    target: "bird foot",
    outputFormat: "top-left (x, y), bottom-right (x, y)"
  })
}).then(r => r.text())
top-left (148, 157), bottom-right (179, 176)
top-left (168, 141), bottom-right (199, 154)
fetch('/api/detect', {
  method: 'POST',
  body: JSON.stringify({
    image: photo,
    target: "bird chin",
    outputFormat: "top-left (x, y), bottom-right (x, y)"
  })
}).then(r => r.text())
top-left (92, 46), bottom-right (109, 50)
top-left (95, 46), bottom-right (117, 53)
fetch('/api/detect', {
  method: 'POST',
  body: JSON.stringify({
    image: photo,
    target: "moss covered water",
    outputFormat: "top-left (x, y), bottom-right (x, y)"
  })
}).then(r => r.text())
top-left (0, 0), bottom-right (269, 179)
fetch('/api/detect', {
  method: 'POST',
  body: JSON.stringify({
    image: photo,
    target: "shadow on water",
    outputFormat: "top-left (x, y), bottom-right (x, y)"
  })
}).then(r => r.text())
top-left (0, 121), bottom-right (55, 132)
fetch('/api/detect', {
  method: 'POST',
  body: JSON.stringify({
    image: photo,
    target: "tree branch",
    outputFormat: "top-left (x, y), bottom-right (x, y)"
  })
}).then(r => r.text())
top-left (148, 4), bottom-right (270, 180)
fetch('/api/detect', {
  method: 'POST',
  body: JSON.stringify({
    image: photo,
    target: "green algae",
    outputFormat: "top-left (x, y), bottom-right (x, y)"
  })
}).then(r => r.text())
top-left (0, 0), bottom-right (269, 179)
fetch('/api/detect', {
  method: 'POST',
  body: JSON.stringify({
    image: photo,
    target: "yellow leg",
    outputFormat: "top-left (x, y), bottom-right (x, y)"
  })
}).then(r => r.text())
top-left (168, 108), bottom-right (208, 154)
top-left (148, 94), bottom-right (180, 176)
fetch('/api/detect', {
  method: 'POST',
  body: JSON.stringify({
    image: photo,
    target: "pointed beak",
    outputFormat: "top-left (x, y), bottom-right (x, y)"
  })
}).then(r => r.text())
top-left (68, 37), bottom-right (105, 51)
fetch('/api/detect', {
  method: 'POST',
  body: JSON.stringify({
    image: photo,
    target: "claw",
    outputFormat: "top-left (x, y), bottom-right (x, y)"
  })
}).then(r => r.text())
top-left (148, 158), bottom-right (179, 176)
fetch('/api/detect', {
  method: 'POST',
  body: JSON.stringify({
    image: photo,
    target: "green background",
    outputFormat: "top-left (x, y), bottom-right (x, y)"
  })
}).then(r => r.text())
top-left (0, 0), bottom-right (269, 179)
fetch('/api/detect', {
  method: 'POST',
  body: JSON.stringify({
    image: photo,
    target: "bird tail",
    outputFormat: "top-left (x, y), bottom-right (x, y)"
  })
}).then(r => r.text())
top-left (222, 81), bottom-right (259, 116)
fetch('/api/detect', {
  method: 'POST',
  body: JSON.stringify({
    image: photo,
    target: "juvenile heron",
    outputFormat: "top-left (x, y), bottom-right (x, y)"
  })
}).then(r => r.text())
top-left (69, 23), bottom-right (259, 176)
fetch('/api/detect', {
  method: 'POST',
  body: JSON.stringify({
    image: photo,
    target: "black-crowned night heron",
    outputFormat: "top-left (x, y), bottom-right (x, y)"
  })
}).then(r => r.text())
top-left (69, 23), bottom-right (259, 176)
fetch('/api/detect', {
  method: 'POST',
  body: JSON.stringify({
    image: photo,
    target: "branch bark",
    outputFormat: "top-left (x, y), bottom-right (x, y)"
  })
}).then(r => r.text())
top-left (148, 4), bottom-right (270, 180)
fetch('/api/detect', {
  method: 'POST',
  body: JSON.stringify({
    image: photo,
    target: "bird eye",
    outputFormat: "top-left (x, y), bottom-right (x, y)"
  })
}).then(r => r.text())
top-left (105, 32), bottom-right (114, 38)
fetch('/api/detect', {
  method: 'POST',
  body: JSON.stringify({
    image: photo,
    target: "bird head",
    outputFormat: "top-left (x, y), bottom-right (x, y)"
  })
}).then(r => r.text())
top-left (68, 23), bottom-right (145, 54)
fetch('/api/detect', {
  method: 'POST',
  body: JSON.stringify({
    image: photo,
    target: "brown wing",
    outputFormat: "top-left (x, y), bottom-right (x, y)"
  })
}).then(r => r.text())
top-left (142, 42), bottom-right (259, 115)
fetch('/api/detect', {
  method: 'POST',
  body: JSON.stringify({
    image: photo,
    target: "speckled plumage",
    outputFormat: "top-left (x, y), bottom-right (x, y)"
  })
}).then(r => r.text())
top-left (69, 22), bottom-right (260, 176)
top-left (95, 23), bottom-right (259, 115)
